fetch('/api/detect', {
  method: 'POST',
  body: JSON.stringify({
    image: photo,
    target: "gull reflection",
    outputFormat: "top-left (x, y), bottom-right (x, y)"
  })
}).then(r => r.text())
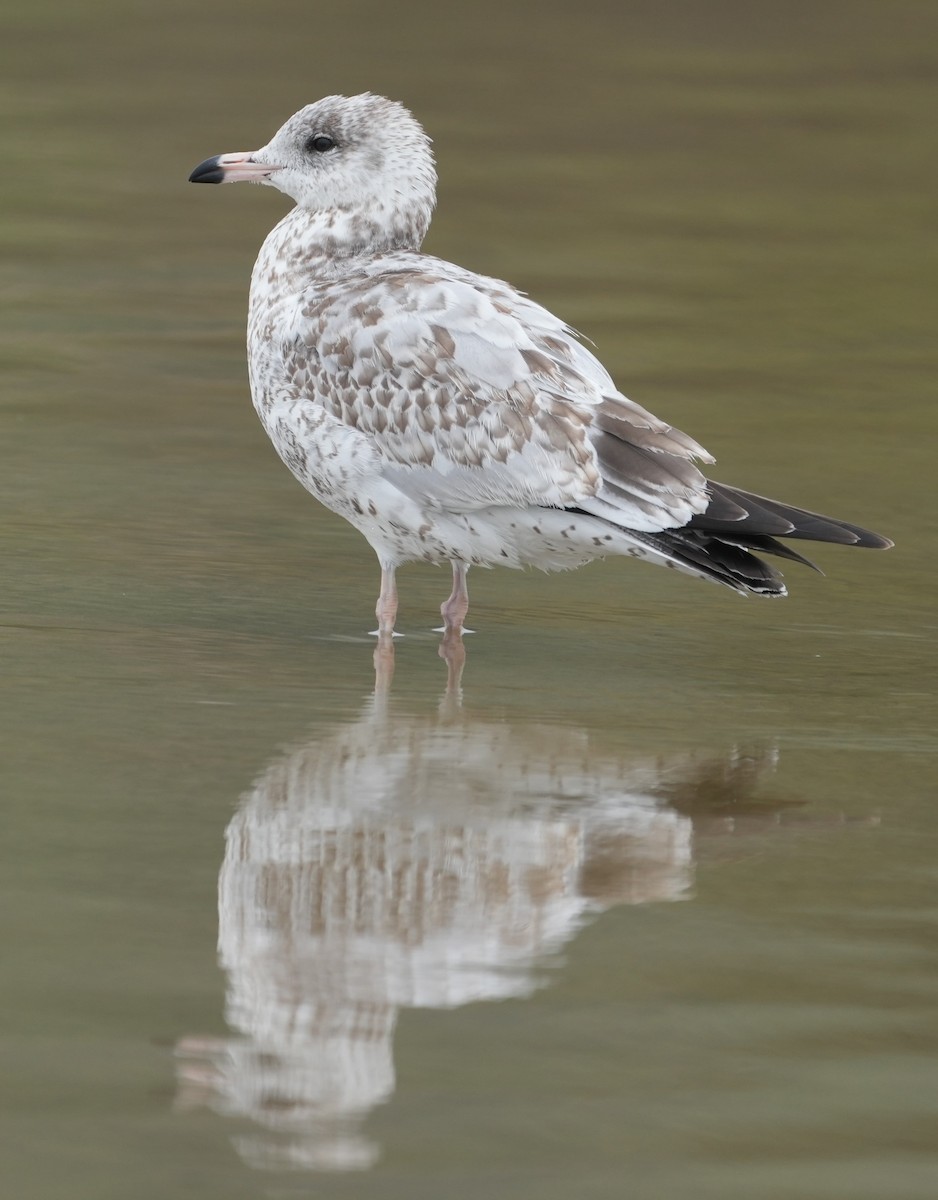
top-left (176, 642), bottom-right (783, 1172)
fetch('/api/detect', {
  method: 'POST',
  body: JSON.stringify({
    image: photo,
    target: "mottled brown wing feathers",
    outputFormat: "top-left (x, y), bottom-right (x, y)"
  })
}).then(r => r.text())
top-left (295, 266), bottom-right (712, 522)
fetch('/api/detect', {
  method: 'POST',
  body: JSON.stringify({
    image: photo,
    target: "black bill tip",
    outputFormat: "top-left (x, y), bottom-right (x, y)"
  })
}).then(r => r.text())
top-left (188, 155), bottom-right (225, 184)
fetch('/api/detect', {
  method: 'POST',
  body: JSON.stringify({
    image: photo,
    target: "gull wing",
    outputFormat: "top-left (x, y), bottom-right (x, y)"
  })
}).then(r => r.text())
top-left (281, 260), bottom-right (714, 532)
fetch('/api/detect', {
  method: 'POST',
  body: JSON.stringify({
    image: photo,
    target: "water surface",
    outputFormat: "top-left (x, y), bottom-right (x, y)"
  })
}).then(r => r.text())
top-left (2, 2), bottom-right (937, 1197)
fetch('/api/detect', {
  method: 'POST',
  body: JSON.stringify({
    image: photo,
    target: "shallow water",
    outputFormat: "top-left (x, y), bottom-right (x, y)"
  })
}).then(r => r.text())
top-left (2, 1), bottom-right (937, 1197)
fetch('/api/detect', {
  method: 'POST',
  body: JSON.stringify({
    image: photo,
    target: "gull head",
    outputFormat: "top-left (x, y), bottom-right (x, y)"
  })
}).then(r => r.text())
top-left (189, 93), bottom-right (437, 246)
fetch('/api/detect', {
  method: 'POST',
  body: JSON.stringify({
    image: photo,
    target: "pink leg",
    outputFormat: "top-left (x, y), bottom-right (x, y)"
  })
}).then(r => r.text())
top-left (440, 561), bottom-right (470, 633)
top-left (373, 564), bottom-right (399, 637)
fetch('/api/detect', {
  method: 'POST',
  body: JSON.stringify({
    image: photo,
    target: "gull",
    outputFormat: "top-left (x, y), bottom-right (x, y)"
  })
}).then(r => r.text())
top-left (189, 93), bottom-right (891, 638)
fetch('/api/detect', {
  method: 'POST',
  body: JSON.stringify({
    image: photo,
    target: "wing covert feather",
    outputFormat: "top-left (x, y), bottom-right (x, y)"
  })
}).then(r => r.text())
top-left (283, 261), bottom-right (713, 527)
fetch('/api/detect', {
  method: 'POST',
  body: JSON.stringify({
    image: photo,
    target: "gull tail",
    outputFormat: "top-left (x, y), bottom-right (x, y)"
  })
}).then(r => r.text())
top-left (632, 480), bottom-right (893, 597)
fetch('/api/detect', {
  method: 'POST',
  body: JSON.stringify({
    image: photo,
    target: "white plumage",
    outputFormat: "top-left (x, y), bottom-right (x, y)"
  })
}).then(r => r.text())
top-left (189, 93), bottom-right (890, 635)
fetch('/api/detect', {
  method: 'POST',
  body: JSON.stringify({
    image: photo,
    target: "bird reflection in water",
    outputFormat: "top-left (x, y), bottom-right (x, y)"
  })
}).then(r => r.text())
top-left (175, 636), bottom-right (791, 1171)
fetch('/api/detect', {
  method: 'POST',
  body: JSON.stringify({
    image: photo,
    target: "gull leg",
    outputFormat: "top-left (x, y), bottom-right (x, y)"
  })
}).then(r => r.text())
top-left (438, 561), bottom-right (471, 634)
top-left (370, 564), bottom-right (400, 639)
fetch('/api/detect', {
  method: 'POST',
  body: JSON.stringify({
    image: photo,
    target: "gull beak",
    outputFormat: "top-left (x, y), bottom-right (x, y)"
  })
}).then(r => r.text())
top-left (188, 152), bottom-right (283, 185)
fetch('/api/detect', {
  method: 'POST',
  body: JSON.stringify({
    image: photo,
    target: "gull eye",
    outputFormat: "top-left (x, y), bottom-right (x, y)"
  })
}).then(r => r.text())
top-left (305, 134), bottom-right (337, 154)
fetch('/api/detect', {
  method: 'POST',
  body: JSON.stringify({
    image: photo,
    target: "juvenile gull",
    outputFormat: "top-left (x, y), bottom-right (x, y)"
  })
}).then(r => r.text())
top-left (189, 94), bottom-right (891, 636)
